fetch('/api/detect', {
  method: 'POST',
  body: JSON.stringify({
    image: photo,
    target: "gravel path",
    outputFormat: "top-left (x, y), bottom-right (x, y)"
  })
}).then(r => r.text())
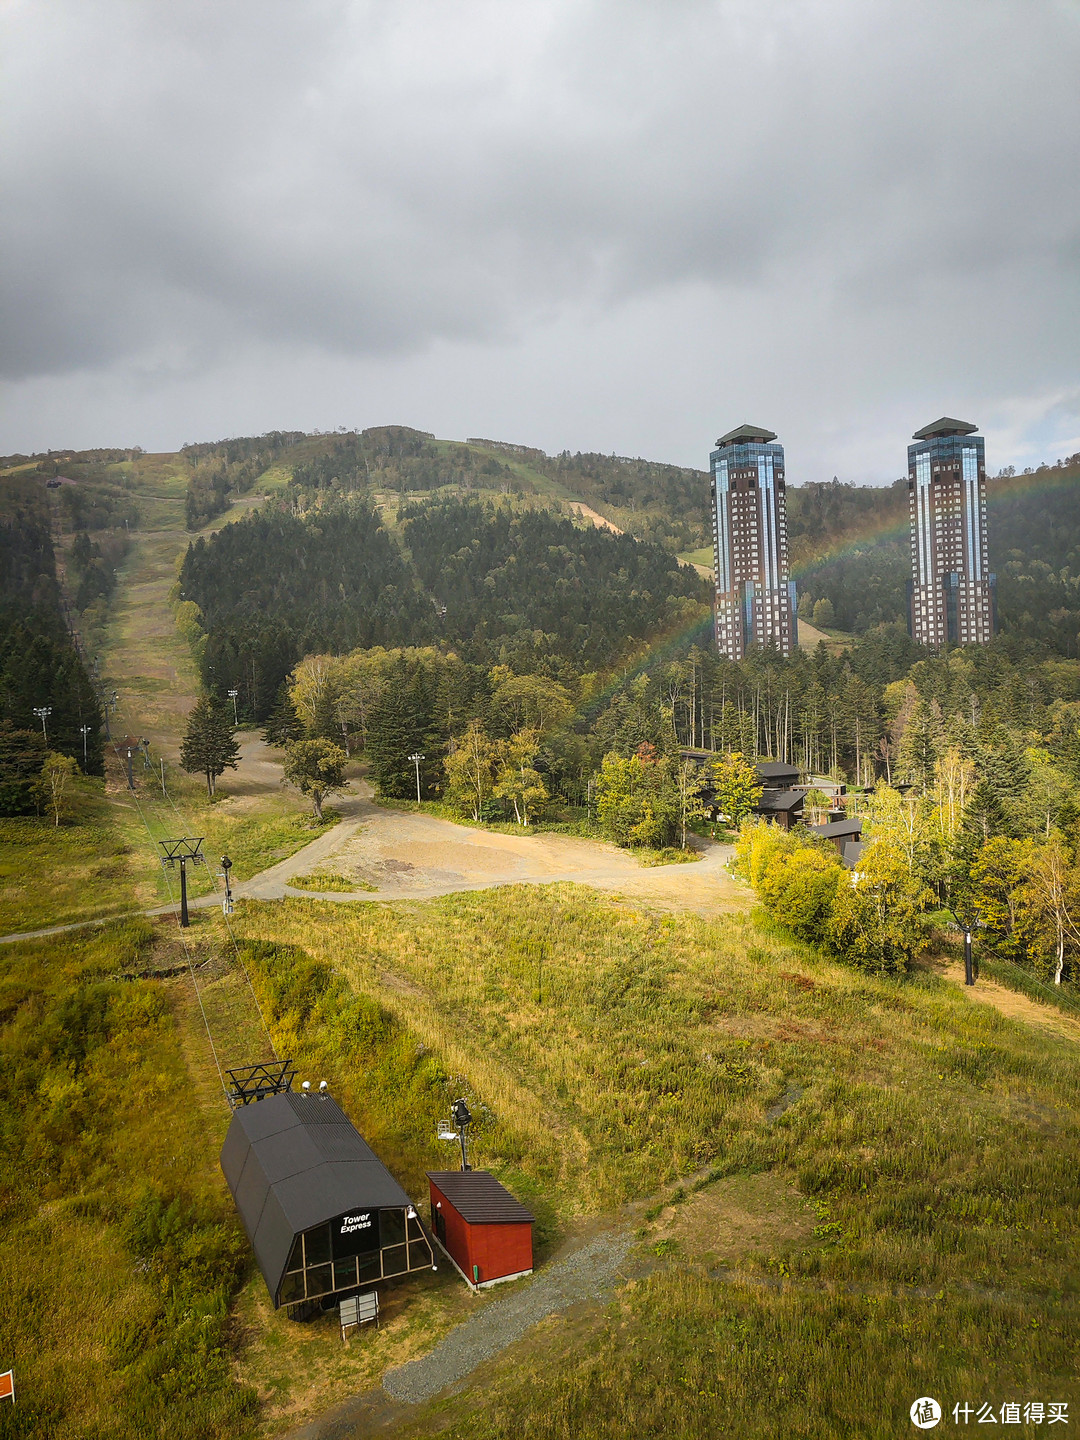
top-left (381, 1231), bottom-right (634, 1405)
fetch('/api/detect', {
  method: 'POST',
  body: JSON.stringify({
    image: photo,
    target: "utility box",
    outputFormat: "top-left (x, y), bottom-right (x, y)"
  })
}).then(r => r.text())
top-left (427, 1171), bottom-right (534, 1290)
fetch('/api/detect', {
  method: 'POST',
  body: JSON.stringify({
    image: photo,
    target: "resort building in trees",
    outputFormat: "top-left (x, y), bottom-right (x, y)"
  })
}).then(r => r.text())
top-left (710, 424), bottom-right (797, 661)
top-left (907, 418), bottom-right (995, 648)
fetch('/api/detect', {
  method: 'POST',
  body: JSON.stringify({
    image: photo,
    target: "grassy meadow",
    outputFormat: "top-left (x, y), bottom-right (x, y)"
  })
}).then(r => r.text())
top-left (228, 886), bottom-right (1080, 1436)
top-left (1, 868), bottom-right (1077, 1436)
top-left (0, 920), bottom-right (254, 1440)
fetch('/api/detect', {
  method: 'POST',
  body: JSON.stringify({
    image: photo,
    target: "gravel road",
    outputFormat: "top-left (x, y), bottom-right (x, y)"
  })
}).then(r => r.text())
top-left (382, 1231), bottom-right (635, 1405)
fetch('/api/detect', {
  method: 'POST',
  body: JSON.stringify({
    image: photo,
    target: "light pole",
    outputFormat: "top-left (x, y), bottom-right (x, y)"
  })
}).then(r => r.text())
top-left (141, 737), bottom-right (152, 769)
top-left (451, 1098), bottom-right (472, 1172)
top-left (79, 725), bottom-right (91, 764)
top-left (220, 853), bottom-right (234, 915)
top-left (228, 689), bottom-right (239, 726)
top-left (33, 706), bottom-right (52, 743)
top-left (408, 752), bottom-right (425, 804)
top-left (125, 746), bottom-right (135, 791)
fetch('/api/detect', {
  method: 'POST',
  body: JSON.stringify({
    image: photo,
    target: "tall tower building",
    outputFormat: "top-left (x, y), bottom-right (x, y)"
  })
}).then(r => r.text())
top-left (710, 424), bottom-right (797, 661)
top-left (907, 418), bottom-right (995, 648)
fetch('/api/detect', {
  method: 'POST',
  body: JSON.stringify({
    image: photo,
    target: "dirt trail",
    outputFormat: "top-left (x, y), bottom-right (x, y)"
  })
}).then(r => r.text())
top-left (218, 778), bottom-right (743, 917)
top-left (937, 959), bottom-right (1080, 1042)
top-left (567, 501), bottom-right (622, 534)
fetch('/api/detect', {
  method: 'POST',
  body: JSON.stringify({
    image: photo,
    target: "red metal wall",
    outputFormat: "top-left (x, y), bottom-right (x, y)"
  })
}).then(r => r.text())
top-left (429, 1180), bottom-right (532, 1285)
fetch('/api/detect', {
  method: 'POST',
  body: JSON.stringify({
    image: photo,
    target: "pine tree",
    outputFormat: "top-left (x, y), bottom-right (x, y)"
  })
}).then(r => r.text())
top-left (366, 661), bottom-right (446, 798)
top-left (262, 684), bottom-right (304, 746)
top-left (180, 694), bottom-right (239, 796)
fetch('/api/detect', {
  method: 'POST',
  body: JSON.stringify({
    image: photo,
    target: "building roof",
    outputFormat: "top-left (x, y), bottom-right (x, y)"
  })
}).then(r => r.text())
top-left (840, 839), bottom-right (867, 869)
top-left (911, 417), bottom-right (979, 440)
top-left (220, 1091), bottom-right (412, 1302)
top-left (809, 818), bottom-right (863, 838)
top-left (715, 424), bottom-right (778, 447)
top-left (755, 761), bottom-right (800, 781)
top-left (428, 1171), bottom-right (535, 1225)
top-left (754, 788), bottom-right (805, 813)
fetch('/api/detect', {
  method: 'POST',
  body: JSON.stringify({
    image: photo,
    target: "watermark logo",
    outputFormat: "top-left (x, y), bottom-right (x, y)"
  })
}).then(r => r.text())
top-left (911, 1397), bottom-right (942, 1429)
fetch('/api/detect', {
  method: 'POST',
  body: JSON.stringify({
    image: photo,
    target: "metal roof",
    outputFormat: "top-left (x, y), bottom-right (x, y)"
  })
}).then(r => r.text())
top-left (428, 1171), bottom-right (534, 1225)
top-left (755, 761), bottom-right (800, 780)
top-left (221, 1092), bottom-right (412, 1303)
top-left (714, 424), bottom-right (778, 447)
top-left (841, 839), bottom-right (867, 869)
top-left (754, 789), bottom-right (805, 812)
top-left (911, 417), bottom-right (978, 439)
top-left (809, 819), bottom-right (863, 837)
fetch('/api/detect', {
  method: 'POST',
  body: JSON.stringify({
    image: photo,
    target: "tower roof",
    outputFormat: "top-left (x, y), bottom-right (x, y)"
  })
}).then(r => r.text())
top-left (912, 417), bottom-right (979, 440)
top-left (715, 424), bottom-right (778, 447)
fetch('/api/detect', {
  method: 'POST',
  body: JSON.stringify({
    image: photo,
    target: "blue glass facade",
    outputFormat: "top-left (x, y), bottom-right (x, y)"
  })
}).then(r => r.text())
top-left (907, 424), bottom-right (994, 648)
top-left (710, 431), bottom-right (796, 660)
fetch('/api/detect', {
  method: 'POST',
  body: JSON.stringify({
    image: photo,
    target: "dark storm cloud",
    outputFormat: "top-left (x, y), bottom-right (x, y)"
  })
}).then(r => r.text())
top-left (1, 0), bottom-right (1079, 467)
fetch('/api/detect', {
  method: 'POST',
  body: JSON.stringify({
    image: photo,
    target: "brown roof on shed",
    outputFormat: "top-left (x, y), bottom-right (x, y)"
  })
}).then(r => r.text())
top-left (428, 1171), bottom-right (534, 1225)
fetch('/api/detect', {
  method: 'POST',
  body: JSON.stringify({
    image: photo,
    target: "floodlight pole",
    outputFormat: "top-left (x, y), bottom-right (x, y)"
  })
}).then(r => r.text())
top-left (33, 706), bottom-right (52, 744)
top-left (409, 752), bottom-right (425, 804)
top-left (228, 688), bottom-right (239, 726)
top-left (141, 737), bottom-right (152, 769)
top-left (451, 1098), bottom-right (472, 1171)
top-left (79, 725), bottom-right (91, 764)
top-left (220, 853), bottom-right (233, 915)
top-left (125, 747), bottom-right (135, 791)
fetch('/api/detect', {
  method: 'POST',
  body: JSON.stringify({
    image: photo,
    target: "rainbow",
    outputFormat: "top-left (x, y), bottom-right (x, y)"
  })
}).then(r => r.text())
top-left (584, 464), bottom-right (1080, 703)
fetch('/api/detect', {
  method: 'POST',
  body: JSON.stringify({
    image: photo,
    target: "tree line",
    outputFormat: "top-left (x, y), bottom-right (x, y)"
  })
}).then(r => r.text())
top-left (0, 473), bottom-right (104, 814)
top-left (177, 495), bottom-right (707, 724)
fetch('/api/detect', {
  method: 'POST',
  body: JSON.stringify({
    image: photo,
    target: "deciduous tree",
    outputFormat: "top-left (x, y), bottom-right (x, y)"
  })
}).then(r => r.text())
top-left (282, 738), bottom-right (348, 821)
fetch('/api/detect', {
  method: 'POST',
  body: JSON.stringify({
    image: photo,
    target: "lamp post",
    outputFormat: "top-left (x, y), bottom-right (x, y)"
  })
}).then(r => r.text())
top-left (228, 689), bottom-right (239, 726)
top-left (450, 1098), bottom-right (472, 1172)
top-left (220, 853), bottom-right (234, 915)
top-left (408, 752), bottom-right (425, 805)
top-left (79, 724), bottom-right (91, 764)
top-left (140, 737), bottom-right (152, 769)
top-left (33, 706), bottom-right (52, 743)
top-left (125, 746), bottom-right (135, 791)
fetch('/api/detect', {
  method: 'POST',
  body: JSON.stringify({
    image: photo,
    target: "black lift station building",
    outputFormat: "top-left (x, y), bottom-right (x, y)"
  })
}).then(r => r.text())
top-left (221, 1089), bottom-right (435, 1310)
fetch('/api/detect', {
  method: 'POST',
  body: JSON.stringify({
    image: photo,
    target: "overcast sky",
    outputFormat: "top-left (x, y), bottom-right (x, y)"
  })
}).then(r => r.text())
top-left (2, 0), bottom-right (1079, 482)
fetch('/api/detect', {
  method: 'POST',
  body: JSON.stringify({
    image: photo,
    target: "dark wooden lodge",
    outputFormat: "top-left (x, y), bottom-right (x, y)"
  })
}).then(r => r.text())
top-left (221, 1090), bottom-right (434, 1312)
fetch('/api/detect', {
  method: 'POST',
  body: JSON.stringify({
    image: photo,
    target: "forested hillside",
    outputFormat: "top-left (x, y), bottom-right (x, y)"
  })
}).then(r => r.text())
top-left (0, 471), bottom-right (103, 809)
top-left (179, 496), bottom-right (706, 719)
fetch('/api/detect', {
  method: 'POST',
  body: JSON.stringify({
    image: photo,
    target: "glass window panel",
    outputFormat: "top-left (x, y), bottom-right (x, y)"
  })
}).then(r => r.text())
top-left (409, 1237), bottom-right (433, 1269)
top-left (358, 1253), bottom-right (381, 1283)
top-left (304, 1224), bottom-right (332, 1267)
top-left (407, 1216), bottom-right (425, 1242)
top-left (279, 1270), bottom-right (305, 1305)
top-left (381, 1209), bottom-right (406, 1247)
top-left (305, 1263), bottom-right (333, 1300)
top-left (285, 1235), bottom-right (304, 1273)
top-left (333, 1209), bottom-right (380, 1257)
top-left (382, 1243), bottom-right (408, 1277)
top-left (334, 1257), bottom-right (358, 1291)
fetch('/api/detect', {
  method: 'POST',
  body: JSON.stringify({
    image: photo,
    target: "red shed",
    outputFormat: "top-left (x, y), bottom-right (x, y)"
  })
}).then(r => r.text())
top-left (427, 1171), bottom-right (534, 1290)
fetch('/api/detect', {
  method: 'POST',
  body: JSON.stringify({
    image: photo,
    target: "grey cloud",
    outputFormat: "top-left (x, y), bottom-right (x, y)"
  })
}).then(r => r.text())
top-left (1, 0), bottom-right (1078, 467)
